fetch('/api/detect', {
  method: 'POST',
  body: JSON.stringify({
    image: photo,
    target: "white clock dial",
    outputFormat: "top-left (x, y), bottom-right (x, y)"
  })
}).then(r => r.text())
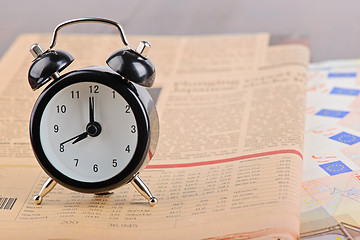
top-left (39, 82), bottom-right (138, 183)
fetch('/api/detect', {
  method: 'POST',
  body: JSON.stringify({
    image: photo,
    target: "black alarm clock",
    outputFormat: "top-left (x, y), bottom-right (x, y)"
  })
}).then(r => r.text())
top-left (27, 18), bottom-right (159, 206)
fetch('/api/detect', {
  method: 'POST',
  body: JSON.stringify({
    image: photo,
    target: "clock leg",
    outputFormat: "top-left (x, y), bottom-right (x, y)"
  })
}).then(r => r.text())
top-left (33, 177), bottom-right (57, 205)
top-left (130, 174), bottom-right (158, 207)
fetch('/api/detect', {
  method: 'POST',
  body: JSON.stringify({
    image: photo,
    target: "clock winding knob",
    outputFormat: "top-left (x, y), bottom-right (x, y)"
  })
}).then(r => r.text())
top-left (135, 41), bottom-right (151, 58)
top-left (30, 43), bottom-right (45, 58)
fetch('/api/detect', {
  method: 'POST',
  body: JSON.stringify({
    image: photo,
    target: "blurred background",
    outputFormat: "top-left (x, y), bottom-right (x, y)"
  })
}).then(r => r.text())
top-left (0, 0), bottom-right (359, 62)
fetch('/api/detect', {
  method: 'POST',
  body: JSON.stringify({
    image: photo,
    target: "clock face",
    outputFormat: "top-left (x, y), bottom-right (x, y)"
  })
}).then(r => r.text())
top-left (40, 81), bottom-right (138, 182)
top-left (30, 71), bottom-right (150, 192)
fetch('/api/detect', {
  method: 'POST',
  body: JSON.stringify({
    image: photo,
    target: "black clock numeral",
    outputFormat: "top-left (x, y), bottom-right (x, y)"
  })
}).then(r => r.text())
top-left (125, 105), bottom-right (131, 113)
top-left (59, 144), bottom-right (64, 152)
top-left (93, 164), bottom-right (98, 172)
top-left (125, 145), bottom-right (131, 153)
top-left (74, 158), bottom-right (79, 167)
top-left (131, 125), bottom-right (136, 133)
top-left (56, 105), bottom-right (66, 113)
top-left (112, 90), bottom-right (116, 99)
top-left (54, 125), bottom-right (59, 133)
top-left (89, 85), bottom-right (99, 94)
top-left (112, 159), bottom-right (118, 167)
top-left (71, 90), bottom-right (80, 99)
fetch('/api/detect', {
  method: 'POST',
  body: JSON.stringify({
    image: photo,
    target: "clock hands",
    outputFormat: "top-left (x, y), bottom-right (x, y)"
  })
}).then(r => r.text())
top-left (72, 132), bottom-right (88, 144)
top-left (60, 96), bottom-right (102, 147)
top-left (60, 132), bottom-right (88, 146)
top-left (87, 96), bottom-right (102, 137)
top-left (89, 96), bottom-right (94, 124)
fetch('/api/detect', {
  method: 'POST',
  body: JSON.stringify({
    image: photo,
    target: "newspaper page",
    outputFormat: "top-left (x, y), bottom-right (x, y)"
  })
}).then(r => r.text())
top-left (0, 33), bottom-right (309, 240)
top-left (300, 60), bottom-right (360, 239)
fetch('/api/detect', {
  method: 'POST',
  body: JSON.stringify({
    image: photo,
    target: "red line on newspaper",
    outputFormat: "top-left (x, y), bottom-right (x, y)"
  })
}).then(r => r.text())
top-left (146, 149), bottom-right (302, 169)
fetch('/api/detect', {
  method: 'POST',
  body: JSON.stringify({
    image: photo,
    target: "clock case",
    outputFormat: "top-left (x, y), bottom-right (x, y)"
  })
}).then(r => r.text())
top-left (30, 66), bottom-right (159, 194)
top-left (27, 18), bottom-right (159, 206)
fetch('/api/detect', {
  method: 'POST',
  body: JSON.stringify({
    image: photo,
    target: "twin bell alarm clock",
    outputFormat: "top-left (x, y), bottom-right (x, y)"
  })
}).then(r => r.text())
top-left (27, 18), bottom-right (159, 206)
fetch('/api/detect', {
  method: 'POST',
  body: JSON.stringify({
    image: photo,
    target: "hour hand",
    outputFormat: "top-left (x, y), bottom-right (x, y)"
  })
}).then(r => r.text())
top-left (60, 132), bottom-right (88, 146)
top-left (72, 132), bottom-right (88, 144)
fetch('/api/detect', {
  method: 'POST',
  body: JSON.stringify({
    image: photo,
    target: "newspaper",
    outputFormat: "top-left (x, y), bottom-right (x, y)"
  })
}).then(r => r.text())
top-left (0, 33), bottom-right (309, 239)
top-left (300, 60), bottom-right (360, 239)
